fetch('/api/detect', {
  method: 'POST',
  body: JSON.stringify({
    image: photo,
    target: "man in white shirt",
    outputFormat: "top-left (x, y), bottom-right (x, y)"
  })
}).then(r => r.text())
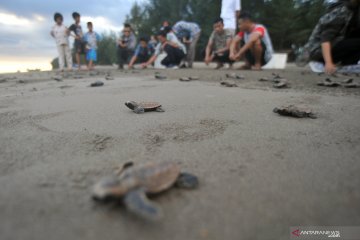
top-left (142, 30), bottom-right (186, 69)
top-left (221, 0), bottom-right (241, 36)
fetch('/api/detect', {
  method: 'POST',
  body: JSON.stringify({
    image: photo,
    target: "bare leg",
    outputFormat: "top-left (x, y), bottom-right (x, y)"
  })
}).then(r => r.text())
top-left (88, 60), bottom-right (93, 70)
top-left (251, 39), bottom-right (263, 70)
top-left (76, 53), bottom-right (81, 70)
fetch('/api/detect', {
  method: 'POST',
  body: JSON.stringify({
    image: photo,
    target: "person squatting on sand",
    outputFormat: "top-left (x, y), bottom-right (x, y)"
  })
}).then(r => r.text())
top-left (229, 11), bottom-right (274, 70)
top-left (305, 0), bottom-right (360, 74)
top-left (205, 18), bottom-right (234, 69)
top-left (117, 24), bottom-right (137, 70)
top-left (142, 29), bottom-right (186, 69)
top-left (50, 13), bottom-right (73, 71)
top-left (128, 37), bottom-right (155, 69)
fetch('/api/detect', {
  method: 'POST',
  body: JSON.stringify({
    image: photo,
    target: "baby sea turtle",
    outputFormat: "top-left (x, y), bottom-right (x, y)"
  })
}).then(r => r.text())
top-left (317, 78), bottom-right (340, 87)
top-left (226, 73), bottom-right (245, 80)
top-left (273, 105), bottom-right (317, 119)
top-left (179, 76), bottom-right (199, 82)
top-left (155, 73), bottom-right (167, 80)
top-left (220, 80), bottom-right (238, 87)
top-left (92, 161), bottom-right (199, 220)
top-left (52, 76), bottom-right (63, 82)
top-left (273, 79), bottom-right (289, 88)
top-left (90, 81), bottom-right (104, 87)
top-left (125, 101), bottom-right (165, 114)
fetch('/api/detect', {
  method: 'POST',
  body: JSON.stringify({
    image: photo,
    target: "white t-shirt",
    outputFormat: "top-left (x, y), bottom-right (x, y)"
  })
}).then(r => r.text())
top-left (51, 24), bottom-right (69, 46)
top-left (221, 0), bottom-right (241, 30)
top-left (154, 32), bottom-right (187, 56)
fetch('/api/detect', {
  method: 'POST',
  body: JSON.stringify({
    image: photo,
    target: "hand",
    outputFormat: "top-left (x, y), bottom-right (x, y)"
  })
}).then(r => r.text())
top-left (325, 62), bottom-right (336, 75)
top-left (229, 53), bottom-right (236, 61)
top-left (141, 63), bottom-right (148, 69)
top-left (161, 42), bottom-right (168, 50)
top-left (205, 56), bottom-right (211, 65)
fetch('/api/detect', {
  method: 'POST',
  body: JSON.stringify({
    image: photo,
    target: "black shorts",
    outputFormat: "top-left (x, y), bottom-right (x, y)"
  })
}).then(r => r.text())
top-left (244, 41), bottom-right (267, 66)
top-left (74, 40), bottom-right (86, 54)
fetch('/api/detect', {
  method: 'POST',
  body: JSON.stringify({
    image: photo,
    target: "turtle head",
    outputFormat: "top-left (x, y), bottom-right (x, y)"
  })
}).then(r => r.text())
top-left (92, 176), bottom-right (129, 202)
top-left (125, 101), bottom-right (139, 111)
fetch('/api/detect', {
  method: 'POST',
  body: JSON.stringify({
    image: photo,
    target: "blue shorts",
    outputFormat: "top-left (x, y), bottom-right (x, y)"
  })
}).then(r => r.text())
top-left (86, 49), bottom-right (97, 61)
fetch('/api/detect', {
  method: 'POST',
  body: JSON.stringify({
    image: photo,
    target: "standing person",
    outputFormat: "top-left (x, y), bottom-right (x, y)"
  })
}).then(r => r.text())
top-left (160, 20), bottom-right (171, 30)
top-left (83, 22), bottom-right (101, 70)
top-left (204, 18), bottom-right (234, 69)
top-left (128, 37), bottom-right (155, 69)
top-left (304, 0), bottom-right (360, 74)
top-left (173, 21), bottom-right (202, 68)
top-left (221, 0), bottom-right (241, 36)
top-left (117, 24), bottom-right (137, 69)
top-left (69, 12), bottom-right (85, 70)
top-left (50, 13), bottom-right (72, 71)
top-left (141, 30), bottom-right (186, 69)
top-left (229, 12), bottom-right (274, 70)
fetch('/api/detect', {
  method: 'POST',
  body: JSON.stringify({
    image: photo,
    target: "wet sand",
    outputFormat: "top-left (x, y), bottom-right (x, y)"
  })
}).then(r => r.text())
top-left (1, 64), bottom-right (360, 240)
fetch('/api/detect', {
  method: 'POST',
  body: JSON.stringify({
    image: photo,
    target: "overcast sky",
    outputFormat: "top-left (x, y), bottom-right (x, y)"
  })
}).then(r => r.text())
top-left (0, 0), bottom-right (146, 63)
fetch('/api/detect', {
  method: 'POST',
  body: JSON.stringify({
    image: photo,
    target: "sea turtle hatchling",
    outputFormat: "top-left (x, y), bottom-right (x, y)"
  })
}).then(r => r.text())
top-left (226, 73), bottom-right (245, 80)
top-left (125, 101), bottom-right (165, 114)
top-left (92, 161), bottom-right (199, 220)
top-left (273, 105), bottom-right (317, 119)
top-left (317, 78), bottom-right (340, 87)
top-left (220, 80), bottom-right (238, 87)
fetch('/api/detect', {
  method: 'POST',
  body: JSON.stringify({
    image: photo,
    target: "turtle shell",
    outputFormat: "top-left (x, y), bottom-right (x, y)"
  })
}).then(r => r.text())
top-left (92, 161), bottom-right (180, 200)
top-left (138, 102), bottom-right (162, 110)
top-left (273, 105), bottom-right (316, 119)
top-left (119, 161), bottom-right (181, 194)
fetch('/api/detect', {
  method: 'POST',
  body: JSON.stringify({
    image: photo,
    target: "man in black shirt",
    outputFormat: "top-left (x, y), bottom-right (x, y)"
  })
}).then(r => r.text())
top-left (69, 12), bottom-right (85, 70)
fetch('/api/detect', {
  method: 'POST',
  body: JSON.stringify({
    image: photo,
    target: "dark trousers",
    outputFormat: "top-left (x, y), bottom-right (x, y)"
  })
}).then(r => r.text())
top-left (331, 38), bottom-right (360, 65)
top-left (137, 53), bottom-right (151, 64)
top-left (213, 50), bottom-right (234, 64)
top-left (117, 47), bottom-right (134, 67)
top-left (244, 41), bottom-right (267, 66)
top-left (161, 45), bottom-right (185, 67)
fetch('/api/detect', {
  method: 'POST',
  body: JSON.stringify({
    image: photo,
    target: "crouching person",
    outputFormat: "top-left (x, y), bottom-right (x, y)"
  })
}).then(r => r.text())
top-left (117, 24), bottom-right (137, 69)
top-left (204, 18), bottom-right (234, 69)
top-left (229, 12), bottom-right (274, 70)
top-left (128, 37), bottom-right (155, 69)
top-left (305, 0), bottom-right (360, 74)
top-left (141, 30), bottom-right (186, 69)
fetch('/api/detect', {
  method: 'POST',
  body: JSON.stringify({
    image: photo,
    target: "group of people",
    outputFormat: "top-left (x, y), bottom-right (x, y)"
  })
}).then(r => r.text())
top-left (51, 0), bottom-right (360, 74)
top-left (51, 12), bottom-right (101, 71)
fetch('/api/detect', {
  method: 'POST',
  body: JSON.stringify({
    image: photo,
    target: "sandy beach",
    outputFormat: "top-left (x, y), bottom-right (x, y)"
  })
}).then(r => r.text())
top-left (0, 64), bottom-right (360, 240)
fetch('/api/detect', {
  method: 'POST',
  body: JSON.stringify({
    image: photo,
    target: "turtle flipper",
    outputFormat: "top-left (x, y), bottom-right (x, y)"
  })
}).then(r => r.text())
top-left (156, 107), bottom-right (165, 112)
top-left (124, 189), bottom-right (162, 220)
top-left (133, 107), bottom-right (145, 114)
top-left (175, 173), bottom-right (199, 189)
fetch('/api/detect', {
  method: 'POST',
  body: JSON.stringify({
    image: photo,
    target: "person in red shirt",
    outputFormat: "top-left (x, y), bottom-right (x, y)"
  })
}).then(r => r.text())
top-left (230, 11), bottom-right (274, 70)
